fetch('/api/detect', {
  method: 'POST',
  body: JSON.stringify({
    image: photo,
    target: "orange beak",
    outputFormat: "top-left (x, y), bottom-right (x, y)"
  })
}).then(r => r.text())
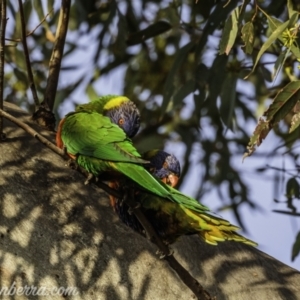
top-left (161, 174), bottom-right (179, 188)
top-left (168, 174), bottom-right (179, 188)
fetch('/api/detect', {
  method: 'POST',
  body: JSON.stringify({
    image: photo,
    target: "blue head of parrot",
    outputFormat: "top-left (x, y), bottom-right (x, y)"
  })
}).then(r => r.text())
top-left (105, 99), bottom-right (140, 138)
top-left (144, 150), bottom-right (181, 188)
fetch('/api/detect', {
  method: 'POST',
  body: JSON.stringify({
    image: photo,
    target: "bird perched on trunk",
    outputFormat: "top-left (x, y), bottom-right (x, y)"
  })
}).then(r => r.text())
top-left (109, 150), bottom-right (257, 246)
top-left (56, 95), bottom-right (206, 208)
top-left (57, 95), bottom-right (257, 246)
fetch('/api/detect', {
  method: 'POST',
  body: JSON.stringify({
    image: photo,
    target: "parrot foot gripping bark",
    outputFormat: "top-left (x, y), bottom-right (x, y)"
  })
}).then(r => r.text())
top-left (127, 202), bottom-right (141, 215)
top-left (84, 173), bottom-right (97, 185)
top-left (156, 248), bottom-right (174, 259)
top-left (66, 158), bottom-right (78, 170)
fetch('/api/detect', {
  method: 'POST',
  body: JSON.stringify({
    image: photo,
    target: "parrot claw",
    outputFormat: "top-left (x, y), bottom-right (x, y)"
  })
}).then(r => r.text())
top-left (167, 249), bottom-right (174, 256)
top-left (66, 159), bottom-right (78, 170)
top-left (127, 202), bottom-right (141, 215)
top-left (62, 145), bottom-right (67, 155)
top-left (84, 173), bottom-right (94, 185)
top-left (155, 249), bottom-right (173, 259)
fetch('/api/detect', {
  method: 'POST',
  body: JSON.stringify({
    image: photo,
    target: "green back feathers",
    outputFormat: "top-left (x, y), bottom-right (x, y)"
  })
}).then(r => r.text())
top-left (62, 99), bottom-right (257, 247)
top-left (61, 111), bottom-right (146, 164)
top-left (61, 111), bottom-right (211, 213)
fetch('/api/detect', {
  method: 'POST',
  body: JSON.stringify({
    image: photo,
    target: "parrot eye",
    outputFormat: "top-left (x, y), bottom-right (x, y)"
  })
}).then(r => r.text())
top-left (118, 118), bottom-right (125, 125)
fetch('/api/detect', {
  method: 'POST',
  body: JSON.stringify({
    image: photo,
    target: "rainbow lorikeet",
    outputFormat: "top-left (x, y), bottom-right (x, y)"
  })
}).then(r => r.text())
top-left (56, 95), bottom-right (257, 246)
top-left (56, 95), bottom-right (202, 208)
top-left (109, 150), bottom-right (257, 246)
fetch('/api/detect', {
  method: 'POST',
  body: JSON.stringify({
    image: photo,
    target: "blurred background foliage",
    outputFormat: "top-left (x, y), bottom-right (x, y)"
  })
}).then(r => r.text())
top-left (4, 0), bottom-right (300, 262)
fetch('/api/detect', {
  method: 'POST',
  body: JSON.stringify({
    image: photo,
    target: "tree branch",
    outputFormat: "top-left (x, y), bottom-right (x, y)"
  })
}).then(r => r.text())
top-left (0, 0), bottom-right (6, 140)
top-left (43, 0), bottom-right (70, 111)
top-left (123, 190), bottom-right (214, 300)
top-left (0, 108), bottom-right (64, 155)
top-left (0, 106), bottom-right (214, 300)
top-left (18, 0), bottom-right (40, 109)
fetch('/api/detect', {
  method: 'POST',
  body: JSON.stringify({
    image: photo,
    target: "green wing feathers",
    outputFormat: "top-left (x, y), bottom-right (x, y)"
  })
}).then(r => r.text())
top-left (61, 111), bottom-right (146, 164)
top-left (61, 109), bottom-right (257, 247)
top-left (139, 194), bottom-right (257, 246)
top-left (61, 110), bottom-right (209, 212)
top-left (190, 211), bottom-right (258, 246)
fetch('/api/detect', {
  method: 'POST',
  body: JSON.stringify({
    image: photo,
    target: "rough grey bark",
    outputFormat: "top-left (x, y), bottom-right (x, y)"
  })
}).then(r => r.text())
top-left (0, 102), bottom-right (300, 300)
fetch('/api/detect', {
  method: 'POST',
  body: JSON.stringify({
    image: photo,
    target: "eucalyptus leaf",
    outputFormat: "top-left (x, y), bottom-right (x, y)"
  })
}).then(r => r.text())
top-left (292, 231), bottom-right (300, 261)
top-left (127, 21), bottom-right (172, 46)
top-left (241, 22), bottom-right (254, 54)
top-left (161, 41), bottom-right (195, 115)
top-left (219, 6), bottom-right (240, 55)
top-left (245, 19), bottom-right (290, 79)
top-left (220, 73), bottom-right (238, 130)
top-left (290, 111), bottom-right (300, 133)
top-left (264, 81), bottom-right (300, 124)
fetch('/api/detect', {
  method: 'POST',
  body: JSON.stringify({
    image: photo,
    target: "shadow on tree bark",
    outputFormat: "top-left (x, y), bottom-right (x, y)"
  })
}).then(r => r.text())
top-left (0, 102), bottom-right (299, 300)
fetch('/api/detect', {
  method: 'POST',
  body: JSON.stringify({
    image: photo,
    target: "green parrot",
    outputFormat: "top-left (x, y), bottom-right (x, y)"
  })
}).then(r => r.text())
top-left (57, 95), bottom-right (204, 209)
top-left (109, 149), bottom-right (257, 246)
top-left (57, 95), bottom-right (257, 246)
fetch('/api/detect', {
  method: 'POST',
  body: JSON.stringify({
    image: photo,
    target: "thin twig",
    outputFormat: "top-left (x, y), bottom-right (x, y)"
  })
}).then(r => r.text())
top-left (43, 0), bottom-right (70, 111)
top-left (0, 107), bottom-right (214, 299)
top-left (0, 0), bottom-right (6, 140)
top-left (27, 9), bottom-right (53, 37)
top-left (18, 0), bottom-right (40, 109)
top-left (0, 108), bottom-right (64, 155)
top-left (6, 9), bottom-right (53, 43)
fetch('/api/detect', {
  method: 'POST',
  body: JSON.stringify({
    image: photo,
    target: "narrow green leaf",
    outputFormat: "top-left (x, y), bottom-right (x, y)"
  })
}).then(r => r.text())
top-left (286, 177), bottom-right (300, 199)
top-left (13, 68), bottom-right (28, 84)
top-left (194, 64), bottom-right (209, 116)
top-left (264, 81), bottom-right (300, 124)
top-left (114, 11), bottom-right (127, 52)
top-left (287, 0), bottom-right (297, 19)
top-left (33, 0), bottom-right (45, 20)
top-left (161, 42), bottom-right (195, 115)
top-left (267, 15), bottom-right (300, 58)
top-left (173, 79), bottom-right (196, 107)
top-left (193, 89), bottom-right (206, 117)
top-left (208, 55), bottom-right (229, 104)
top-left (48, 0), bottom-right (55, 13)
top-left (241, 22), bottom-right (254, 54)
top-left (33, 0), bottom-right (52, 33)
top-left (245, 19), bottom-right (290, 79)
top-left (127, 21), bottom-right (172, 46)
top-left (220, 73), bottom-right (238, 130)
top-left (259, 65), bottom-right (272, 82)
top-left (86, 84), bottom-right (98, 101)
top-left (243, 118), bottom-right (271, 160)
top-left (14, 0), bottom-right (33, 35)
top-left (290, 111), bottom-right (300, 133)
top-left (219, 6), bottom-right (240, 55)
top-left (196, 0), bottom-right (239, 58)
top-left (272, 49), bottom-right (288, 81)
top-left (292, 231), bottom-right (300, 261)
top-left (267, 16), bottom-right (283, 32)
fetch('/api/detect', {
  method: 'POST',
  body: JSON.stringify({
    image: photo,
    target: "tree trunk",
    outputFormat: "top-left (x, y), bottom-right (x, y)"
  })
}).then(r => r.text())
top-left (0, 102), bottom-right (299, 300)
